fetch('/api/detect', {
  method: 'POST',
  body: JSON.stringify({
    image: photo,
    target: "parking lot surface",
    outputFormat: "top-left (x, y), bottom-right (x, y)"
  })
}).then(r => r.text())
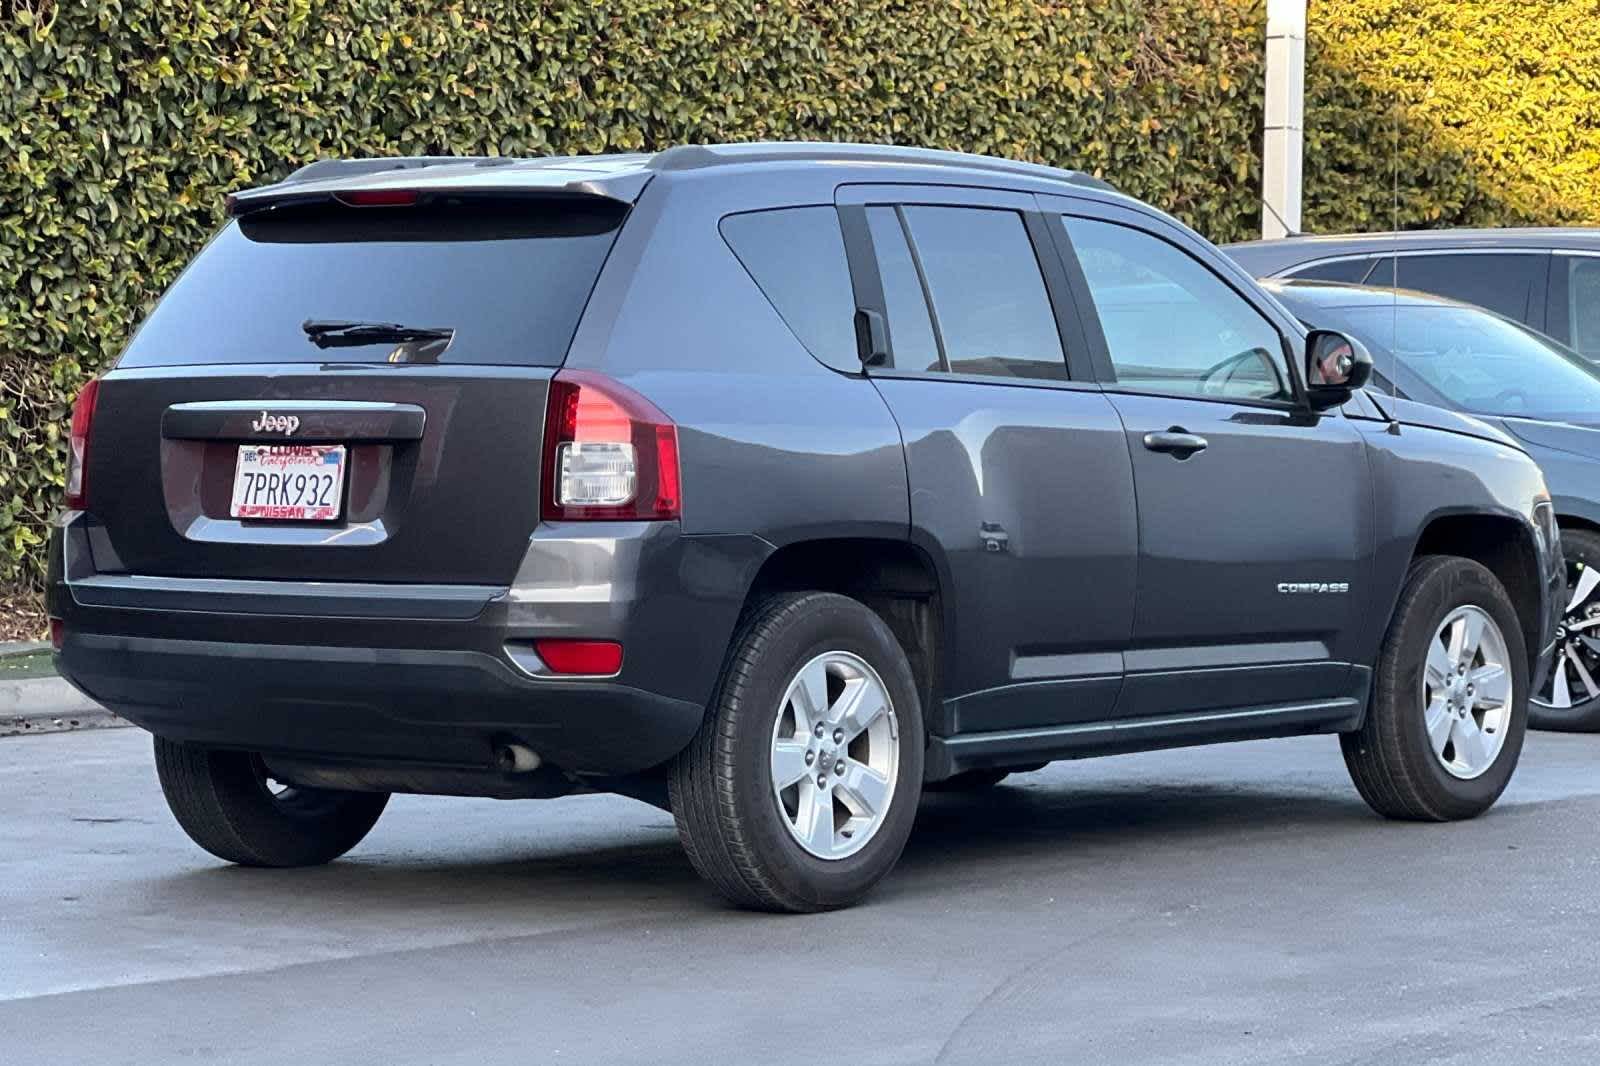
top-left (4, 726), bottom-right (1599, 1065)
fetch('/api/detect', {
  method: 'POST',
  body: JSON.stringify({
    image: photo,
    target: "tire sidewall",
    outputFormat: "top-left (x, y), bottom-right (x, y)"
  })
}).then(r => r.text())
top-left (1389, 560), bottom-right (1529, 813)
top-left (725, 597), bottom-right (924, 908)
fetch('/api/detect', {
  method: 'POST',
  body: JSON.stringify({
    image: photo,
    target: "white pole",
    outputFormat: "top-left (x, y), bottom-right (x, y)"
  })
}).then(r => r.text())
top-left (1262, 0), bottom-right (1306, 238)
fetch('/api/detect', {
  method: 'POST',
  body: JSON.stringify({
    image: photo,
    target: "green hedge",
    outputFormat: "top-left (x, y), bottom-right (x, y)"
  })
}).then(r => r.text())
top-left (2, 0), bottom-right (1595, 593)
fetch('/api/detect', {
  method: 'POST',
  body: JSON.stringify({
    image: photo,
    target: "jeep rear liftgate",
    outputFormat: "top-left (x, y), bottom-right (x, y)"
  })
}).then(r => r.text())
top-left (79, 195), bottom-right (628, 585)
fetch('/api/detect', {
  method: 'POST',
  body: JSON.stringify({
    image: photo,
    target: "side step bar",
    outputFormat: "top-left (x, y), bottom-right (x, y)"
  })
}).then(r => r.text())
top-left (926, 696), bottom-right (1365, 779)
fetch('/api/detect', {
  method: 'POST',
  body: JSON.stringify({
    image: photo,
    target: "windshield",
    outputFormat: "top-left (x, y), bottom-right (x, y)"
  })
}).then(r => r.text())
top-left (1307, 303), bottom-right (1600, 422)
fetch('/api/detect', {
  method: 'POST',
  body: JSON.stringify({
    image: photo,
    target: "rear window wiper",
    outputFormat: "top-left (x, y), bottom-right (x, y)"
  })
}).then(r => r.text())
top-left (302, 319), bottom-right (454, 349)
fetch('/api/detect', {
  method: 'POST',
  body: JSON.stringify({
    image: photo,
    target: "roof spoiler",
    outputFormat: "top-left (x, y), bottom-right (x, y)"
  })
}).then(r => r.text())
top-left (226, 156), bottom-right (652, 217)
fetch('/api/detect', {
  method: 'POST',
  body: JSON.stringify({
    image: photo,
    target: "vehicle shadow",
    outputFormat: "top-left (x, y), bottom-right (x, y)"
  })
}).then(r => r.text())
top-left (904, 776), bottom-right (1373, 865)
top-left (144, 774), bottom-right (1378, 920)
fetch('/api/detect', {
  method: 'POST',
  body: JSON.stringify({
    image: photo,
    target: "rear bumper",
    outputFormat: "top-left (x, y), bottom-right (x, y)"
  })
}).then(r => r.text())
top-left (48, 515), bottom-right (769, 776)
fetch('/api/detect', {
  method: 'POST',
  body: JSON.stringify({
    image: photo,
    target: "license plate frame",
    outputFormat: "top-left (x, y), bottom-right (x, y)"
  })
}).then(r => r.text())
top-left (229, 444), bottom-right (347, 522)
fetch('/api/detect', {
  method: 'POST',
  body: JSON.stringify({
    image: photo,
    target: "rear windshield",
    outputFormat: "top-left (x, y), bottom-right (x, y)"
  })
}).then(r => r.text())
top-left (119, 199), bottom-right (625, 367)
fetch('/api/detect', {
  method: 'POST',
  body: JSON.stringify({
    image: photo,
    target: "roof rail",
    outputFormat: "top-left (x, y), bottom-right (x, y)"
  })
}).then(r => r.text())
top-left (649, 142), bottom-right (1117, 193)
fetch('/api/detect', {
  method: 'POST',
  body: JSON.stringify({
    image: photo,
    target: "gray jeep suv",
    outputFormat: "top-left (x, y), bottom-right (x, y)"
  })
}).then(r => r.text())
top-left (50, 143), bottom-right (1561, 911)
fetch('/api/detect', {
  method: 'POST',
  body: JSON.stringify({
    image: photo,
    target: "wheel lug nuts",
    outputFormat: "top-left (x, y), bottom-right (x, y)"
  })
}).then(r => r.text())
top-left (805, 751), bottom-right (815, 765)
top-left (814, 725), bottom-right (825, 738)
top-left (833, 729), bottom-right (844, 744)
top-left (817, 775), bottom-right (828, 788)
top-left (1458, 665), bottom-right (1467, 676)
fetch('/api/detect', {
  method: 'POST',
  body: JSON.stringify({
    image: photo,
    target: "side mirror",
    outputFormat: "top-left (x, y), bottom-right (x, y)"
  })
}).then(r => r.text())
top-left (1304, 329), bottom-right (1373, 410)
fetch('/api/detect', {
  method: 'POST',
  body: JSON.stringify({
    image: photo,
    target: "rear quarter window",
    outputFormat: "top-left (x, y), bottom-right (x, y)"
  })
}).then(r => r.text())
top-left (119, 200), bottom-right (625, 368)
top-left (720, 206), bottom-right (860, 372)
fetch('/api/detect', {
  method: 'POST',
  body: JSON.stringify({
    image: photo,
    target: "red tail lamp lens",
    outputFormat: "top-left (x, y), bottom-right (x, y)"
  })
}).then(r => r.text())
top-left (534, 639), bottom-right (623, 676)
top-left (542, 371), bottom-right (681, 521)
top-left (65, 378), bottom-right (100, 510)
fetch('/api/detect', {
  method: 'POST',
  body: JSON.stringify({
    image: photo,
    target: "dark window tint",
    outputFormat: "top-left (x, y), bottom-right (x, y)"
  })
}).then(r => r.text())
top-left (1064, 217), bottom-right (1291, 402)
top-left (121, 201), bottom-right (625, 367)
top-left (1566, 257), bottom-right (1600, 360)
top-left (1289, 257), bottom-right (1375, 283)
top-left (721, 207), bottom-right (860, 371)
top-left (865, 207), bottom-right (941, 372)
top-left (1369, 253), bottom-right (1545, 323)
top-left (898, 206), bottom-right (1066, 380)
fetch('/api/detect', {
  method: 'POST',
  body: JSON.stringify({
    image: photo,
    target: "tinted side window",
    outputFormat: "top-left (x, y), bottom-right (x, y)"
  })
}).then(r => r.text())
top-left (1289, 257), bottom-right (1375, 283)
top-left (1566, 257), bottom-right (1600, 361)
top-left (865, 207), bottom-right (942, 372)
top-left (1370, 253), bottom-right (1545, 323)
top-left (1064, 217), bottom-right (1291, 402)
top-left (721, 207), bottom-right (860, 371)
top-left (898, 206), bottom-right (1068, 381)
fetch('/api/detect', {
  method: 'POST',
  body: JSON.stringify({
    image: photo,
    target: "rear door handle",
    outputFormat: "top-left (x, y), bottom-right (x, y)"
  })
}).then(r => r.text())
top-left (1142, 429), bottom-right (1208, 457)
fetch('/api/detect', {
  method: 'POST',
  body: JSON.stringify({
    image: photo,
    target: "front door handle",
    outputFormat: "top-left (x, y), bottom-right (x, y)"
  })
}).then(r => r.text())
top-left (1142, 429), bottom-right (1208, 457)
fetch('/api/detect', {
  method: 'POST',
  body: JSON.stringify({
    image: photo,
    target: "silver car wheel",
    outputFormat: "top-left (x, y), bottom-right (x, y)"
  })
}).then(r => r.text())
top-left (769, 651), bottom-right (899, 860)
top-left (1423, 605), bottom-right (1514, 780)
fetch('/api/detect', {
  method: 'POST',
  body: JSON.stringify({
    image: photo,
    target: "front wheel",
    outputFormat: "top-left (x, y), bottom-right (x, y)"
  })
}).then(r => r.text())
top-left (1531, 526), bottom-right (1600, 732)
top-left (154, 737), bottom-right (389, 866)
top-left (669, 592), bottom-right (925, 912)
top-left (1341, 556), bottom-right (1528, 821)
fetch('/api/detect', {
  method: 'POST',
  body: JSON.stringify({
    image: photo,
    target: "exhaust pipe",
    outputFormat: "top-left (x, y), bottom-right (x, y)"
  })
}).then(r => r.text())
top-left (495, 743), bottom-right (542, 774)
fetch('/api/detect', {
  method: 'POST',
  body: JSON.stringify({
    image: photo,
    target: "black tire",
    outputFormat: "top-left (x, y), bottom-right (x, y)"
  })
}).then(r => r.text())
top-left (1530, 526), bottom-right (1600, 732)
top-left (669, 591), bottom-right (925, 912)
top-left (927, 768), bottom-right (1010, 792)
top-left (154, 737), bottom-right (389, 867)
top-left (1341, 555), bottom-right (1528, 821)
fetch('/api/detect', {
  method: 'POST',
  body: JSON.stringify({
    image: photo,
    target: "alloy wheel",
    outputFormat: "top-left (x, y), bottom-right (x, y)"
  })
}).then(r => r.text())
top-left (1534, 559), bottom-right (1600, 712)
top-left (769, 651), bottom-right (900, 860)
top-left (1422, 605), bottom-right (1514, 780)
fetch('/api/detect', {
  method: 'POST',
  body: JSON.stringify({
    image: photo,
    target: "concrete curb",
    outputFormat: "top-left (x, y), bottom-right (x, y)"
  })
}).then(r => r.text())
top-left (0, 677), bottom-right (126, 738)
top-left (0, 641), bottom-right (50, 658)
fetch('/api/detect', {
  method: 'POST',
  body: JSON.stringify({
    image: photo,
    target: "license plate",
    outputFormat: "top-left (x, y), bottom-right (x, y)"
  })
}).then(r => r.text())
top-left (230, 445), bottom-right (346, 521)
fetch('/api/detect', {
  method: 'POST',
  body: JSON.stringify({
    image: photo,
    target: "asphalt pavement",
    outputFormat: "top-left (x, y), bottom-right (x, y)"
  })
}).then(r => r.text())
top-left (4, 726), bottom-right (1599, 1065)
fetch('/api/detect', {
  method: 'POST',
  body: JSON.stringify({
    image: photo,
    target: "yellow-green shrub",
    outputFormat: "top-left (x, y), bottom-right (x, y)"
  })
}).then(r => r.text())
top-left (1305, 0), bottom-right (1600, 230)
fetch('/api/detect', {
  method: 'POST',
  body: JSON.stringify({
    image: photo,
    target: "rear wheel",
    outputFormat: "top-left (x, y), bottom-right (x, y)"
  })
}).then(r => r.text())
top-left (1342, 556), bottom-right (1528, 821)
top-left (669, 592), bottom-right (924, 912)
top-left (1531, 526), bottom-right (1600, 732)
top-left (154, 737), bottom-right (389, 867)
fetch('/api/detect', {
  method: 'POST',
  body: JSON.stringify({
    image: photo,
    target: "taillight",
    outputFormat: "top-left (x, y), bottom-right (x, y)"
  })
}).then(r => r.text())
top-left (542, 371), bottom-right (681, 521)
top-left (65, 378), bottom-right (100, 510)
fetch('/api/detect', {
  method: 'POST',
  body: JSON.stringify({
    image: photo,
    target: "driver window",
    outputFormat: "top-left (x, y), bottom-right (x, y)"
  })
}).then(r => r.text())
top-left (1063, 217), bottom-right (1292, 402)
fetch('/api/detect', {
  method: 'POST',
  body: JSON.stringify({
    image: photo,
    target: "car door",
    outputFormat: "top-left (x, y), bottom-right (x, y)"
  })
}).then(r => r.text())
top-left (1046, 197), bottom-right (1376, 721)
top-left (837, 184), bottom-right (1137, 735)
